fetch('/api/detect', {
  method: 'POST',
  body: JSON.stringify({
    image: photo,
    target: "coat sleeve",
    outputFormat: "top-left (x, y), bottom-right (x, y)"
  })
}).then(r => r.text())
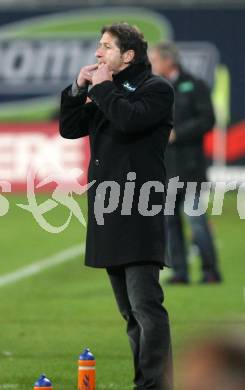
top-left (59, 85), bottom-right (95, 139)
top-left (175, 80), bottom-right (215, 143)
top-left (87, 80), bottom-right (174, 134)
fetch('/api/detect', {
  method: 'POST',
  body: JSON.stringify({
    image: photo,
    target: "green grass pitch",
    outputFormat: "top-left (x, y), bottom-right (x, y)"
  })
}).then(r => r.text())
top-left (0, 192), bottom-right (244, 389)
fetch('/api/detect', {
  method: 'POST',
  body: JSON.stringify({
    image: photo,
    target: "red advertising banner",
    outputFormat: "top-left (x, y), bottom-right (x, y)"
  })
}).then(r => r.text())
top-left (0, 122), bottom-right (90, 192)
top-left (1, 121), bottom-right (245, 193)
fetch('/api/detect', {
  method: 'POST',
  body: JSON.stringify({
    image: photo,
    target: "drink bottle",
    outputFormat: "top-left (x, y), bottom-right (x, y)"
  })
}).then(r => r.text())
top-left (78, 347), bottom-right (96, 390)
top-left (34, 374), bottom-right (53, 390)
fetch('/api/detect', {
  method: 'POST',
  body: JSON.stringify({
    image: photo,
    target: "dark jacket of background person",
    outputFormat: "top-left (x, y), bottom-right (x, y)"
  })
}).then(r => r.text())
top-left (166, 70), bottom-right (215, 183)
top-left (59, 63), bottom-right (174, 268)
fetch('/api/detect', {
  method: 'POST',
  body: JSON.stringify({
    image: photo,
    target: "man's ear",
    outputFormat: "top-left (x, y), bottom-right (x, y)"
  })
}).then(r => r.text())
top-left (123, 49), bottom-right (135, 64)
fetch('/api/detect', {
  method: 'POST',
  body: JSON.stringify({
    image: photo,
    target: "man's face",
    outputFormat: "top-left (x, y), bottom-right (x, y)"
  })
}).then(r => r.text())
top-left (149, 49), bottom-right (173, 79)
top-left (95, 32), bottom-right (133, 74)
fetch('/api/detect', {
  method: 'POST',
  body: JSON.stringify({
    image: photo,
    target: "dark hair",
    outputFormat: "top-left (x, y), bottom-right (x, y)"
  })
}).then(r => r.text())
top-left (101, 22), bottom-right (149, 65)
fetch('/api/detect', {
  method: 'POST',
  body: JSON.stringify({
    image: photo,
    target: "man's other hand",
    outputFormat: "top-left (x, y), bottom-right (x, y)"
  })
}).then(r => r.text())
top-left (92, 64), bottom-right (113, 86)
top-left (169, 129), bottom-right (176, 143)
top-left (77, 64), bottom-right (99, 87)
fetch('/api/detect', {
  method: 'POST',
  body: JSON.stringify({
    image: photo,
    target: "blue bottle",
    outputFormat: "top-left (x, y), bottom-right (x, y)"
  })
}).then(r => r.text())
top-left (34, 374), bottom-right (53, 389)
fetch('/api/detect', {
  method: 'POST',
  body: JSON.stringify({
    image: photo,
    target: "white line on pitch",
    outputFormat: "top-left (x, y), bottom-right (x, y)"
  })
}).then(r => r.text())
top-left (0, 243), bottom-right (85, 288)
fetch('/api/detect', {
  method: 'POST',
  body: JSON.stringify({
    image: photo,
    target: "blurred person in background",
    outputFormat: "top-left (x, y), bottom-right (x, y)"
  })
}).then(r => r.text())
top-left (177, 332), bottom-right (245, 390)
top-left (149, 42), bottom-right (222, 284)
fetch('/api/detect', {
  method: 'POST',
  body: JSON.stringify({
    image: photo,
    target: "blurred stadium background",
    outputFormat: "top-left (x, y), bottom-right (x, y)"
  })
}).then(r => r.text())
top-left (0, 0), bottom-right (244, 389)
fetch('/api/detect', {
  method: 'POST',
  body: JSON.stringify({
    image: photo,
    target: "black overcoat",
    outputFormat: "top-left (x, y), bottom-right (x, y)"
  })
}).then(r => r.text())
top-left (165, 70), bottom-right (215, 183)
top-left (60, 63), bottom-right (174, 268)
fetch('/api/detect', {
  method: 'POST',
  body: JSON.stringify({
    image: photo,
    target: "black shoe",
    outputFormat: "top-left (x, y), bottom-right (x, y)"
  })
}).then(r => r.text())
top-left (199, 272), bottom-right (222, 284)
top-left (166, 275), bottom-right (189, 285)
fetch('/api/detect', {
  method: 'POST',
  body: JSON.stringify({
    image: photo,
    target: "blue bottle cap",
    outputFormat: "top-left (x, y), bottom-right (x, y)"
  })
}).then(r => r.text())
top-left (34, 374), bottom-right (52, 387)
top-left (79, 347), bottom-right (95, 360)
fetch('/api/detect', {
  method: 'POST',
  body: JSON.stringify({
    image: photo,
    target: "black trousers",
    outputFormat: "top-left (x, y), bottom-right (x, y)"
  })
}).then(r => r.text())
top-left (106, 264), bottom-right (172, 390)
top-left (167, 188), bottom-right (220, 279)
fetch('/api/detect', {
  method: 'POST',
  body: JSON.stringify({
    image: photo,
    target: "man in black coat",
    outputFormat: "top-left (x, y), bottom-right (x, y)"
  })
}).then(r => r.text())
top-left (60, 23), bottom-right (174, 390)
top-left (150, 42), bottom-right (222, 284)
